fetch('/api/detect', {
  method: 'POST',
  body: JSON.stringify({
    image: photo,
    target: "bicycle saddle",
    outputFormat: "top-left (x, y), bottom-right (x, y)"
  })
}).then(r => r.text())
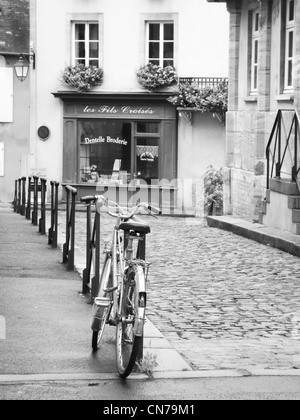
top-left (119, 221), bottom-right (151, 235)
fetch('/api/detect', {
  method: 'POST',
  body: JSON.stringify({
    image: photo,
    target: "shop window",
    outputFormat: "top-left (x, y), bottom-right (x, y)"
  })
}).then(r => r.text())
top-left (79, 120), bottom-right (131, 183)
top-left (136, 122), bottom-right (159, 133)
top-left (136, 138), bottom-right (159, 184)
top-left (72, 22), bottom-right (100, 67)
top-left (146, 22), bottom-right (174, 67)
top-left (78, 120), bottom-right (160, 185)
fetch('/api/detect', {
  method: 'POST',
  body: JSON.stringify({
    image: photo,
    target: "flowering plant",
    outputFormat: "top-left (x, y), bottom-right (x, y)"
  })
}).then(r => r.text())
top-left (137, 63), bottom-right (177, 92)
top-left (203, 165), bottom-right (223, 215)
top-left (168, 80), bottom-right (228, 114)
top-left (61, 64), bottom-right (103, 93)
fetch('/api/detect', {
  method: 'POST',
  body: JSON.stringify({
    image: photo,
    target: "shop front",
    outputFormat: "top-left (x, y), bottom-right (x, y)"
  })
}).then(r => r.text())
top-left (53, 93), bottom-right (177, 207)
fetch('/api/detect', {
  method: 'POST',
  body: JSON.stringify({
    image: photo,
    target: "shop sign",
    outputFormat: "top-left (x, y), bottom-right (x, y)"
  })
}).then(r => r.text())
top-left (83, 105), bottom-right (156, 116)
top-left (83, 136), bottom-right (128, 146)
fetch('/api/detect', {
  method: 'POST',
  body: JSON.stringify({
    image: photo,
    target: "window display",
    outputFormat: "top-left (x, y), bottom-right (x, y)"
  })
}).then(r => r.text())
top-left (136, 138), bottom-right (159, 184)
top-left (79, 120), bottom-right (131, 183)
top-left (79, 119), bottom-right (160, 185)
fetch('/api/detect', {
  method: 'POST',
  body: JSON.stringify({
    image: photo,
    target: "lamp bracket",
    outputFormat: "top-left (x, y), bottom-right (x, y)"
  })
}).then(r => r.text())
top-left (21, 52), bottom-right (35, 69)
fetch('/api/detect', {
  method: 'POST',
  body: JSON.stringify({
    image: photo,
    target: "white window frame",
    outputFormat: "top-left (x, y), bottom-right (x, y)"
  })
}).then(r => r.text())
top-left (72, 21), bottom-right (100, 67)
top-left (250, 10), bottom-right (259, 94)
top-left (146, 21), bottom-right (175, 68)
top-left (284, 0), bottom-right (295, 91)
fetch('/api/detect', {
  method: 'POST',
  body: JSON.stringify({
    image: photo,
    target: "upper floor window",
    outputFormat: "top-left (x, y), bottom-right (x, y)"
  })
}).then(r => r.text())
top-left (250, 10), bottom-right (259, 94)
top-left (284, 0), bottom-right (295, 91)
top-left (72, 22), bottom-right (99, 67)
top-left (146, 22), bottom-right (174, 67)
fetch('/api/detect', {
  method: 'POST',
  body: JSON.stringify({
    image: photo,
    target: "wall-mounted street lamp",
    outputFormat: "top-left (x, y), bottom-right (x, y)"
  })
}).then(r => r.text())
top-left (13, 51), bottom-right (35, 82)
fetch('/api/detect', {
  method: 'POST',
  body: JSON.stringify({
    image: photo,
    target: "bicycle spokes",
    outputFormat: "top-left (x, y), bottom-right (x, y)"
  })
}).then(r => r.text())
top-left (116, 272), bottom-right (142, 378)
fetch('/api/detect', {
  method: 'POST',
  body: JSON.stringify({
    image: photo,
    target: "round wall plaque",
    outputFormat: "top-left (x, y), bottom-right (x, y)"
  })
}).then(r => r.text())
top-left (37, 125), bottom-right (50, 140)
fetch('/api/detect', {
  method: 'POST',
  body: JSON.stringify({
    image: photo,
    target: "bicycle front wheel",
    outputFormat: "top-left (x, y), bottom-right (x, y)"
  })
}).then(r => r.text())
top-left (116, 266), bottom-right (145, 378)
top-left (91, 258), bottom-right (112, 351)
top-left (92, 302), bottom-right (111, 351)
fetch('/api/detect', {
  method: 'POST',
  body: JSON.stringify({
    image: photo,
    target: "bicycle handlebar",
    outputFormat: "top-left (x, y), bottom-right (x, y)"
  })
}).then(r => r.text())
top-left (82, 195), bottom-right (161, 219)
top-left (147, 204), bottom-right (161, 215)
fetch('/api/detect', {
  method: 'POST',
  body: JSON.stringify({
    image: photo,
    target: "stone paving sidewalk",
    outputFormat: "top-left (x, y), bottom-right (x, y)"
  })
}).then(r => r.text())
top-left (50, 208), bottom-right (300, 374)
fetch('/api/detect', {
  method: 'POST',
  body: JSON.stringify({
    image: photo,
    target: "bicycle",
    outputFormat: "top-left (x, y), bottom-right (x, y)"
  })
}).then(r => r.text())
top-left (80, 195), bottom-right (160, 378)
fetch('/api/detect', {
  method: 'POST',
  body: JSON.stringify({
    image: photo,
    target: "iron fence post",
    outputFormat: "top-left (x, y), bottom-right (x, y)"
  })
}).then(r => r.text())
top-left (293, 116), bottom-right (298, 181)
top-left (39, 178), bottom-right (47, 235)
top-left (82, 201), bottom-right (92, 294)
top-left (32, 176), bottom-right (39, 226)
top-left (276, 111), bottom-right (282, 178)
top-left (63, 185), bottom-right (77, 271)
top-left (48, 181), bottom-right (59, 248)
top-left (13, 180), bottom-right (18, 212)
top-left (91, 209), bottom-right (100, 299)
top-left (80, 196), bottom-right (101, 297)
top-left (26, 177), bottom-right (32, 220)
top-left (21, 177), bottom-right (26, 216)
top-left (17, 178), bottom-right (21, 214)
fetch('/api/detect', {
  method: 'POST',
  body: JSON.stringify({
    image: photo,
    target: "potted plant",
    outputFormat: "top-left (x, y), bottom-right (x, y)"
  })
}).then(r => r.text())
top-left (61, 64), bottom-right (103, 93)
top-left (168, 82), bottom-right (201, 108)
top-left (203, 165), bottom-right (224, 216)
top-left (136, 63), bottom-right (177, 92)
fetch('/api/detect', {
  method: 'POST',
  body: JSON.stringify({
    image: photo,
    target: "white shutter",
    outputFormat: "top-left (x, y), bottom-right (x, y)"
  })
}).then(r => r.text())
top-left (0, 68), bottom-right (13, 123)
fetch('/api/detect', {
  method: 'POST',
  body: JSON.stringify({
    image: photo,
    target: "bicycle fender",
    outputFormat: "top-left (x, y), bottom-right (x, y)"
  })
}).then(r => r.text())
top-left (134, 265), bottom-right (146, 337)
top-left (134, 307), bottom-right (145, 337)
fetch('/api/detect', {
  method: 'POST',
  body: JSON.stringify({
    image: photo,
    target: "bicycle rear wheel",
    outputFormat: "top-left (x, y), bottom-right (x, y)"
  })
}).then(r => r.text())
top-left (116, 267), bottom-right (145, 378)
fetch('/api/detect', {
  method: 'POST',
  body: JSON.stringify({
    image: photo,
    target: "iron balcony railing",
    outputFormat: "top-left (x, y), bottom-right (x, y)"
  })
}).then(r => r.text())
top-left (266, 109), bottom-right (300, 192)
top-left (179, 77), bottom-right (228, 89)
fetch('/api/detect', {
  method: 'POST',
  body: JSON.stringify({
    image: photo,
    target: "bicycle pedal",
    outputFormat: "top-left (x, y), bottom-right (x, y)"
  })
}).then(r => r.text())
top-left (94, 297), bottom-right (111, 307)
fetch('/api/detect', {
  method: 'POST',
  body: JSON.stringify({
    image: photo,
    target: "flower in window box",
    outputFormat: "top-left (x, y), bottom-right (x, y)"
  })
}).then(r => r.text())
top-left (61, 64), bottom-right (103, 93)
top-left (168, 80), bottom-right (228, 114)
top-left (136, 63), bottom-right (178, 92)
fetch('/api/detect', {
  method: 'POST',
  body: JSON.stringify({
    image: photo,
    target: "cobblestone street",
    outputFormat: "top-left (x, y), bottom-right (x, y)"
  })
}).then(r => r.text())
top-left (54, 209), bottom-right (300, 373)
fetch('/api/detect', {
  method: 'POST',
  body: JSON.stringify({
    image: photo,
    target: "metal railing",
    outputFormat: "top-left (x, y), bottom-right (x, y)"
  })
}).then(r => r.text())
top-left (179, 77), bottom-right (228, 89)
top-left (266, 109), bottom-right (300, 192)
top-left (63, 185), bottom-right (77, 271)
top-left (13, 176), bottom-right (61, 245)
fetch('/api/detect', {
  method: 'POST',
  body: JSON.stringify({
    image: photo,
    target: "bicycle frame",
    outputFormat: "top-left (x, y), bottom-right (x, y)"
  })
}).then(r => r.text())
top-left (99, 212), bottom-right (148, 334)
